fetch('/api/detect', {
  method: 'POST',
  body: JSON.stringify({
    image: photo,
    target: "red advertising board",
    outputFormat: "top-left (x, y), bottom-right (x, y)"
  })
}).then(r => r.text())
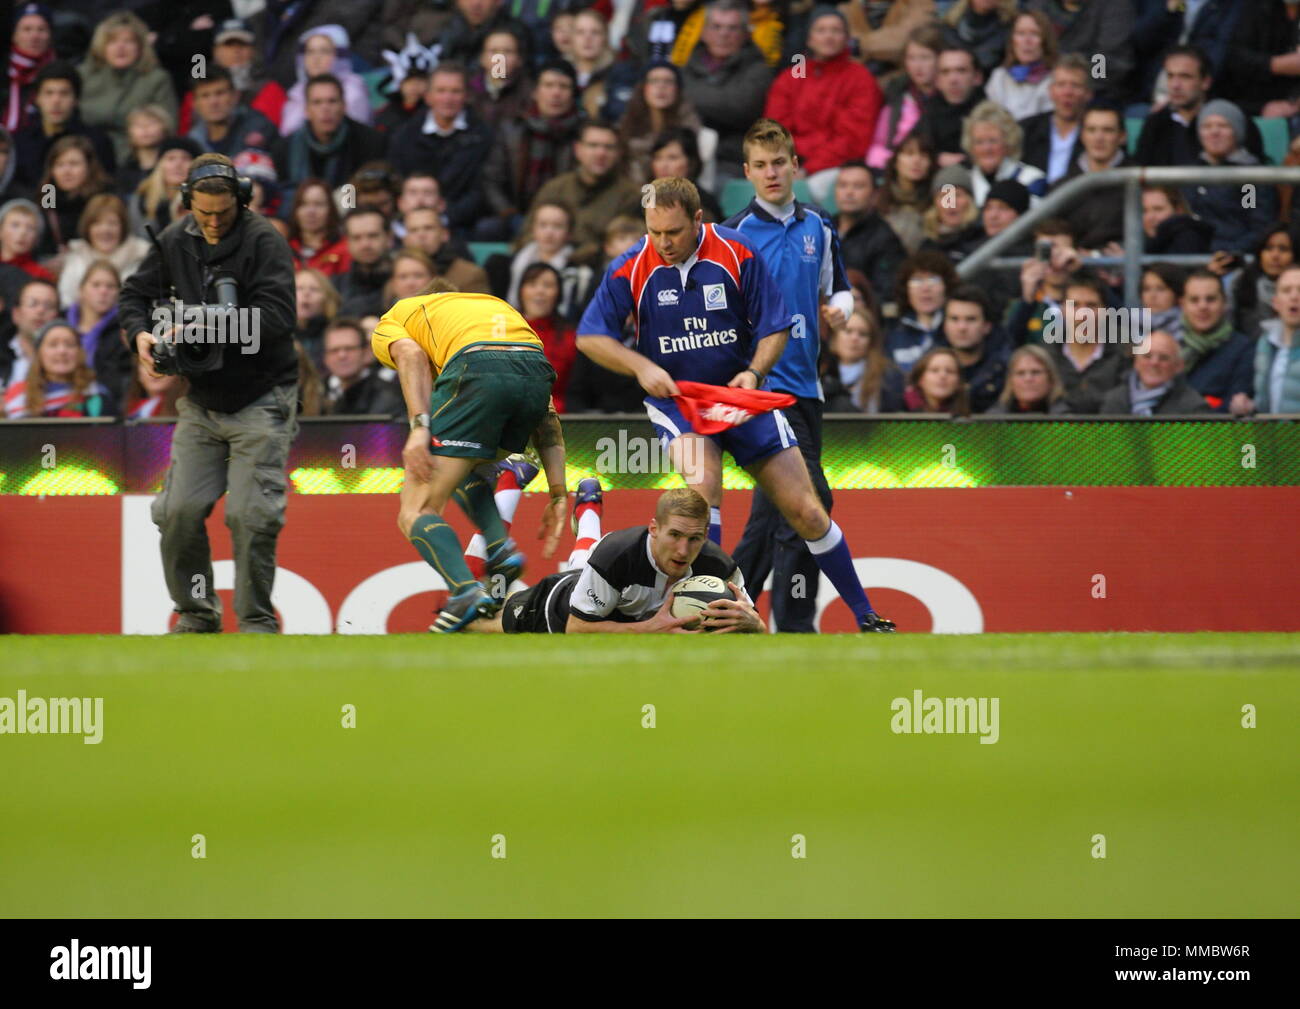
top-left (0, 487), bottom-right (1296, 634)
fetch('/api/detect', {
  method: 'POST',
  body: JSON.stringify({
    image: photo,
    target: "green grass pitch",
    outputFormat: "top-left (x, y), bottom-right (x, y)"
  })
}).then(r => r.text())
top-left (2, 633), bottom-right (1296, 918)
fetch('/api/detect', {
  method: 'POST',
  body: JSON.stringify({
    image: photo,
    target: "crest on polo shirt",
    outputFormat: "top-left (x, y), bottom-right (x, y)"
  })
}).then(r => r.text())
top-left (703, 283), bottom-right (726, 311)
top-left (803, 232), bottom-right (816, 257)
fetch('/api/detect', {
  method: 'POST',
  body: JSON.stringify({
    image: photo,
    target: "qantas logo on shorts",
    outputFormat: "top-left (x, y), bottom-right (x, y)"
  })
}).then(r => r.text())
top-left (513, 605), bottom-right (523, 618)
top-left (430, 437), bottom-right (483, 449)
top-left (657, 289), bottom-right (680, 306)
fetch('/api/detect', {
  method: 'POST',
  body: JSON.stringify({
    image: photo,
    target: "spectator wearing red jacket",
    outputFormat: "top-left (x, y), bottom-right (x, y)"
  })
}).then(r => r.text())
top-left (763, 6), bottom-right (882, 204)
top-left (286, 178), bottom-right (351, 278)
top-left (517, 262), bottom-right (577, 414)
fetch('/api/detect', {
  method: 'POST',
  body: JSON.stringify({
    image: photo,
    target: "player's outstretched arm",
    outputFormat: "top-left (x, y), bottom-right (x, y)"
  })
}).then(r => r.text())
top-left (390, 338), bottom-right (435, 482)
top-left (531, 398), bottom-right (567, 559)
top-left (576, 334), bottom-right (680, 398)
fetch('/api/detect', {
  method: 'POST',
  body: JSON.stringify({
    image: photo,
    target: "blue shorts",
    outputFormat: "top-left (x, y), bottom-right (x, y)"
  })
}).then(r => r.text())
top-left (643, 396), bottom-right (798, 467)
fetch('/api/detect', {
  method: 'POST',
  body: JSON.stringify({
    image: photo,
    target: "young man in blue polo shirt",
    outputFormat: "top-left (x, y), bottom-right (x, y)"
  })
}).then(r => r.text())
top-left (576, 176), bottom-right (894, 633)
top-left (724, 118), bottom-right (856, 632)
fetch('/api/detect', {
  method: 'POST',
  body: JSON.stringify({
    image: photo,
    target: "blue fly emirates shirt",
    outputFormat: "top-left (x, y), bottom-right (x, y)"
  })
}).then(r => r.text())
top-left (579, 223), bottom-right (792, 391)
top-left (724, 198), bottom-right (854, 400)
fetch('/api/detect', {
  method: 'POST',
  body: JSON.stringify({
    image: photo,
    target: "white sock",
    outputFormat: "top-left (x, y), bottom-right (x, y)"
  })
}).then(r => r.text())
top-left (495, 488), bottom-right (522, 525)
top-left (577, 508), bottom-right (602, 543)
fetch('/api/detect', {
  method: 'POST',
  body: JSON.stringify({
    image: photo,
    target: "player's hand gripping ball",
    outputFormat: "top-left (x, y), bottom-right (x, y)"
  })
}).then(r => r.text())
top-left (670, 575), bottom-right (737, 630)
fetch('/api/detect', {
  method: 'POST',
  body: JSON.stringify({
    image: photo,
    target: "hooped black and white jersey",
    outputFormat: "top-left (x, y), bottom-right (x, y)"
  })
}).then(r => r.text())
top-left (568, 525), bottom-right (749, 624)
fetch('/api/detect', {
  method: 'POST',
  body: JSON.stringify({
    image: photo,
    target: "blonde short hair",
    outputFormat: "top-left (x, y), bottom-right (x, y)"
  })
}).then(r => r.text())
top-left (655, 487), bottom-right (710, 526)
top-left (961, 101), bottom-right (1023, 163)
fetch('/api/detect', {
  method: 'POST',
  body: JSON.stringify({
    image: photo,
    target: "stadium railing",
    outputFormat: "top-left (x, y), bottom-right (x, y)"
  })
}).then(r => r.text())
top-left (956, 165), bottom-right (1300, 304)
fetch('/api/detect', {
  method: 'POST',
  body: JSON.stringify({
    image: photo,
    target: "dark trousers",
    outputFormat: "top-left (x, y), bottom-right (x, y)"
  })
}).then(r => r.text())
top-left (151, 384), bottom-right (298, 632)
top-left (731, 396), bottom-right (831, 632)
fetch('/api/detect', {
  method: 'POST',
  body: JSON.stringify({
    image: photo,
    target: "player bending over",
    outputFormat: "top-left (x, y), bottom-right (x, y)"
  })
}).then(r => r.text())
top-left (575, 177), bottom-right (894, 632)
top-left (470, 484), bottom-right (765, 634)
top-left (373, 282), bottom-right (568, 633)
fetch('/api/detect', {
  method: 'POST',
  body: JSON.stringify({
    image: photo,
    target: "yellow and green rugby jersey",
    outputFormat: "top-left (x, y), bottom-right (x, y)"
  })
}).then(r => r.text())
top-left (370, 292), bottom-right (543, 376)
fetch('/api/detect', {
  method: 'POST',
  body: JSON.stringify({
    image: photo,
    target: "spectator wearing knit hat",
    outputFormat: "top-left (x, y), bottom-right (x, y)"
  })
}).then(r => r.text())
top-left (5, 2), bottom-right (55, 133)
top-left (919, 164), bottom-right (983, 265)
top-left (279, 25), bottom-right (374, 136)
top-left (1184, 99), bottom-right (1279, 254)
top-left (972, 178), bottom-right (1031, 319)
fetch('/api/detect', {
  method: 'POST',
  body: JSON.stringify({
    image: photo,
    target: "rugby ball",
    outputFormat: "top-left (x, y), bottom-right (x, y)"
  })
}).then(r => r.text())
top-left (670, 574), bottom-right (735, 627)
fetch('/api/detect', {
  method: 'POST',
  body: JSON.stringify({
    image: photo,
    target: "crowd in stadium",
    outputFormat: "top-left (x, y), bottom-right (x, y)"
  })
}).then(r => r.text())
top-left (1, 0), bottom-right (1299, 422)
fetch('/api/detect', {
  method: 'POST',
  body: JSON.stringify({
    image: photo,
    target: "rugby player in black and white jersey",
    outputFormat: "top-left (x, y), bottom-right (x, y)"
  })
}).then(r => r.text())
top-left (470, 484), bottom-right (765, 634)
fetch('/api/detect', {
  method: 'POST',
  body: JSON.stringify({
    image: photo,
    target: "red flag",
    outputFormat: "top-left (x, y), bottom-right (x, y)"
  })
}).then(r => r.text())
top-left (672, 381), bottom-right (796, 435)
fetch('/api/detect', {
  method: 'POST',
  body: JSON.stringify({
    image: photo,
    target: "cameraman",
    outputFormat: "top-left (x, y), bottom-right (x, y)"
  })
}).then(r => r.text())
top-left (119, 153), bottom-right (298, 633)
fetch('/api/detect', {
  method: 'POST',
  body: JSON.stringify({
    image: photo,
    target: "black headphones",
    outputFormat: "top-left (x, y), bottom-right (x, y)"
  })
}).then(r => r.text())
top-left (179, 162), bottom-right (253, 210)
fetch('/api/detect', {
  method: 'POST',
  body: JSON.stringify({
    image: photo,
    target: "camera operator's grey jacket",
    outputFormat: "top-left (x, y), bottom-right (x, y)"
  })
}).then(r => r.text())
top-left (119, 210), bottom-right (298, 414)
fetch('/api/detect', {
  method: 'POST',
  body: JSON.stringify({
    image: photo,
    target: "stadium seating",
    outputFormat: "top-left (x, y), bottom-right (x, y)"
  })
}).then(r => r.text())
top-left (720, 178), bottom-right (821, 217)
top-left (468, 242), bottom-right (510, 266)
